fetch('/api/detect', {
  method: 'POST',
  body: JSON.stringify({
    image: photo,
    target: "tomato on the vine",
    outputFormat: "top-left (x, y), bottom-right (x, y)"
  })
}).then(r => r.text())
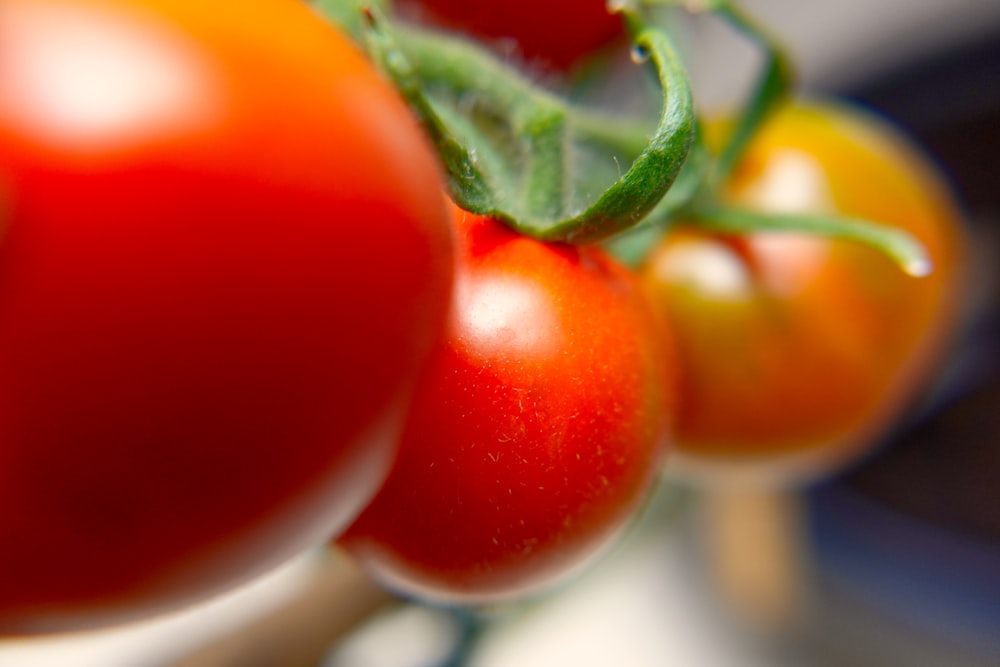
top-left (0, 0), bottom-right (452, 632)
top-left (395, 0), bottom-right (624, 69)
top-left (339, 206), bottom-right (675, 603)
top-left (641, 100), bottom-right (964, 482)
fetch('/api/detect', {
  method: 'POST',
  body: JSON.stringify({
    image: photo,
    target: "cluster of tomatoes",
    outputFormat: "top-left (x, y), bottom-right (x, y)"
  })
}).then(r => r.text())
top-left (0, 0), bottom-right (963, 635)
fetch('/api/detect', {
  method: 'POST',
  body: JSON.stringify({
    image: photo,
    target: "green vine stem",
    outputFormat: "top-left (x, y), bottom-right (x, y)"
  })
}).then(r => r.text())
top-left (692, 0), bottom-right (794, 186)
top-left (633, 0), bottom-right (793, 191)
top-left (686, 208), bottom-right (932, 277)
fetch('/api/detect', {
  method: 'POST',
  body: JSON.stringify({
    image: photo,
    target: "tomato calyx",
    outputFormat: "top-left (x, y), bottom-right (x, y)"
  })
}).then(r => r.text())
top-left (316, 1), bottom-right (694, 244)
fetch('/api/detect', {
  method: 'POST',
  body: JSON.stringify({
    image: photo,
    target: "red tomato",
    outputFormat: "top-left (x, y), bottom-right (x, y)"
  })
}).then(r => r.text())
top-left (396, 0), bottom-right (624, 69)
top-left (339, 206), bottom-right (675, 603)
top-left (0, 0), bottom-right (452, 633)
top-left (642, 100), bottom-right (965, 483)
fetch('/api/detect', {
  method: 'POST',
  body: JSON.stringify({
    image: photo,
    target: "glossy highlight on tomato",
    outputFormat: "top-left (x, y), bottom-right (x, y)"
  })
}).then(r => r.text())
top-left (642, 100), bottom-right (965, 483)
top-left (0, 0), bottom-right (452, 633)
top-left (396, 0), bottom-right (624, 69)
top-left (339, 206), bottom-right (675, 604)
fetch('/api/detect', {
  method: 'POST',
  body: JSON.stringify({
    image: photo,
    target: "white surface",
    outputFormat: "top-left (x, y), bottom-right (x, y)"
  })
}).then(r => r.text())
top-left (308, 500), bottom-right (773, 667)
top-left (469, 514), bottom-right (769, 667)
top-left (0, 553), bottom-right (320, 667)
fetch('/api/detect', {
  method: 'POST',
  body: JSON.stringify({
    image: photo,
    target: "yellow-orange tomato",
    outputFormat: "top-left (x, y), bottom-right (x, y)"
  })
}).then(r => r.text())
top-left (642, 100), bottom-right (965, 484)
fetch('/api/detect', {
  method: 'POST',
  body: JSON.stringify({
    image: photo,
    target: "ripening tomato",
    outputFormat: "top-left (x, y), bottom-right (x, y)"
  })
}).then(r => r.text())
top-left (0, 0), bottom-right (452, 633)
top-left (642, 100), bottom-right (965, 483)
top-left (395, 0), bottom-right (624, 69)
top-left (339, 206), bottom-right (674, 604)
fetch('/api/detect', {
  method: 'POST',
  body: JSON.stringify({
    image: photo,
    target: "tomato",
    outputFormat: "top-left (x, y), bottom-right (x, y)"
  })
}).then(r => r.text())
top-left (339, 206), bottom-right (674, 603)
top-left (395, 0), bottom-right (624, 69)
top-left (641, 100), bottom-right (965, 483)
top-left (0, 0), bottom-right (452, 633)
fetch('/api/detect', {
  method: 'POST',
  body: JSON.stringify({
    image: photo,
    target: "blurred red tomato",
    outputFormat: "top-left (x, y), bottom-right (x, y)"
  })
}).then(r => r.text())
top-left (0, 0), bottom-right (451, 632)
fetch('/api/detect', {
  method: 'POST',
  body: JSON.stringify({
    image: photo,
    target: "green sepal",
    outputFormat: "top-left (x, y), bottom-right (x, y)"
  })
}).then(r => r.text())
top-left (355, 7), bottom-right (695, 244)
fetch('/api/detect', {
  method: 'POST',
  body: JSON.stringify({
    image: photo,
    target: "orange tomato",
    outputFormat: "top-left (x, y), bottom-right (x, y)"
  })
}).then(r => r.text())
top-left (642, 100), bottom-right (965, 483)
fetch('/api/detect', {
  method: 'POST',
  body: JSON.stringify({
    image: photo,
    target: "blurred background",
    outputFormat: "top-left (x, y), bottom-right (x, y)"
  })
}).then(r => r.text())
top-left (2, 0), bottom-right (999, 664)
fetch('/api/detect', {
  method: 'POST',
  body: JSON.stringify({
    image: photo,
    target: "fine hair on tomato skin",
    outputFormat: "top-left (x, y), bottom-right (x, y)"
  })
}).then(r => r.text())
top-left (339, 206), bottom-right (677, 605)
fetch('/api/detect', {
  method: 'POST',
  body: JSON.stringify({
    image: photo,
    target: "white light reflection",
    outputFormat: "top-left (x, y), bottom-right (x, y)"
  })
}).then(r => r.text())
top-left (0, 3), bottom-right (218, 152)
top-left (740, 148), bottom-right (835, 294)
top-left (455, 273), bottom-right (561, 358)
top-left (654, 240), bottom-right (752, 299)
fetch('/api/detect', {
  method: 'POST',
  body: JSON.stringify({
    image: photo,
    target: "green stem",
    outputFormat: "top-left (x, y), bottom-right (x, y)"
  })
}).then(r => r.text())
top-left (646, 126), bottom-right (713, 221)
top-left (688, 207), bottom-right (932, 277)
top-left (638, 0), bottom-right (793, 184)
top-left (436, 608), bottom-right (488, 667)
top-left (704, 0), bottom-right (794, 185)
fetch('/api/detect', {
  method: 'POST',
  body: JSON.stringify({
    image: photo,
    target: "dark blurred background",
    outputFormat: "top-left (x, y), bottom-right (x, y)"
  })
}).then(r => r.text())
top-left (799, 16), bottom-right (1000, 667)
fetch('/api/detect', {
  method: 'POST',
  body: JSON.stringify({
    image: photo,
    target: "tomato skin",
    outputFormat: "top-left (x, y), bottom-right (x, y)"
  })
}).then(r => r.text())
top-left (396, 0), bottom-right (623, 69)
top-left (0, 0), bottom-right (452, 632)
top-left (642, 100), bottom-right (964, 482)
top-left (339, 207), bottom-right (674, 603)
